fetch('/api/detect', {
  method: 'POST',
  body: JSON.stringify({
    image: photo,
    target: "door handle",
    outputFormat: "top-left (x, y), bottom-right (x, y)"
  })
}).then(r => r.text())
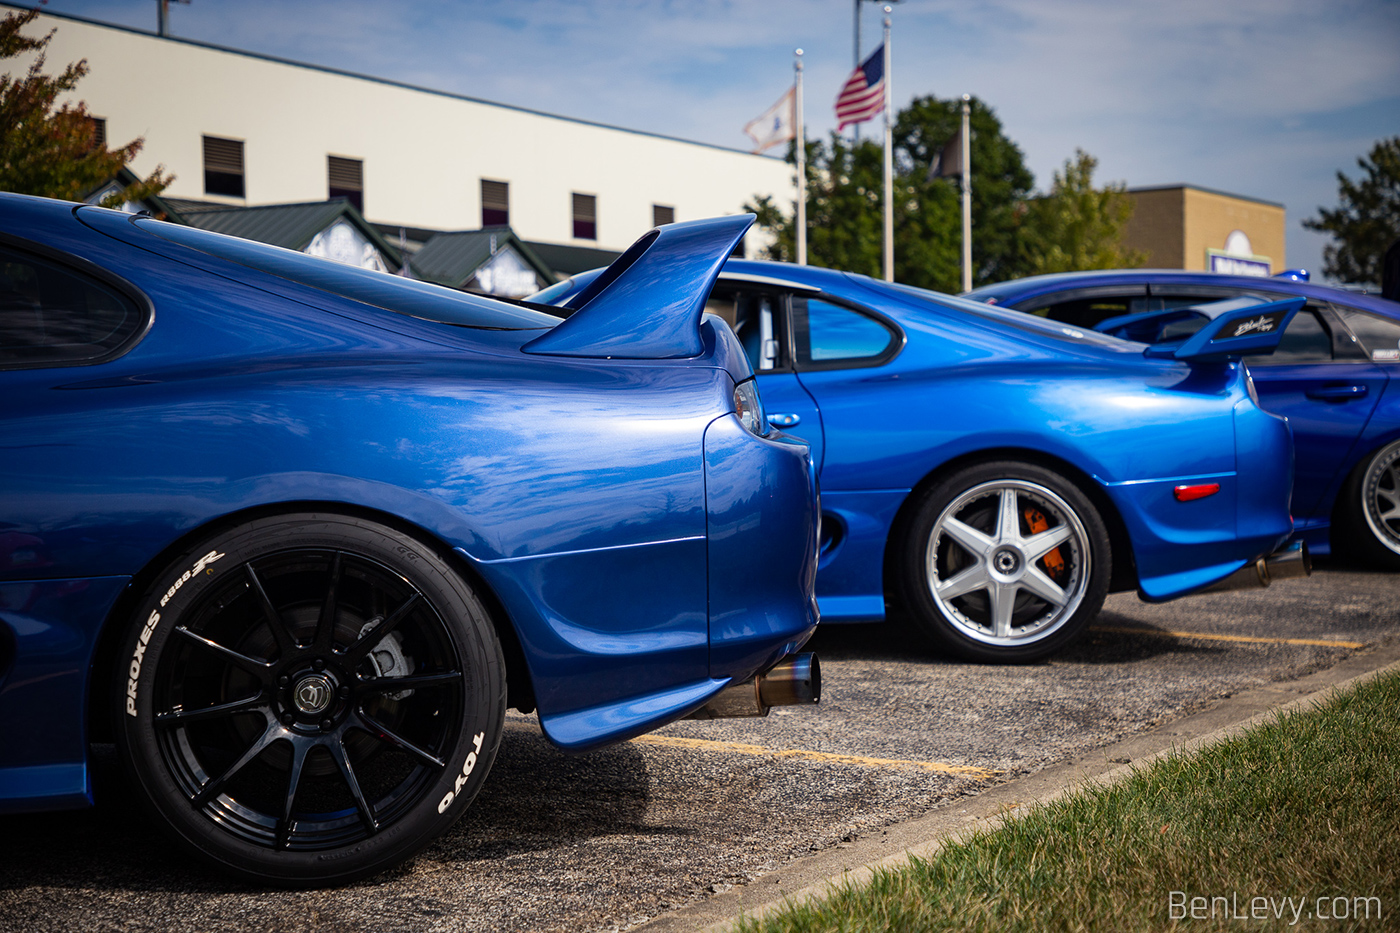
top-left (1306, 385), bottom-right (1369, 402)
top-left (767, 413), bottom-right (801, 427)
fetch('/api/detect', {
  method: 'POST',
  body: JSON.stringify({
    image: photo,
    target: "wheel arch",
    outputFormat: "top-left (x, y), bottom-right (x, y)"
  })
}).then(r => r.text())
top-left (881, 446), bottom-right (1139, 601)
top-left (86, 500), bottom-right (536, 745)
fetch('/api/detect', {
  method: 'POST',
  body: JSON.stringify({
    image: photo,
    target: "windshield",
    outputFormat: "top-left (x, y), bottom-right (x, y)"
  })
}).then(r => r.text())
top-left (137, 218), bottom-right (559, 330)
top-left (879, 278), bottom-right (1138, 350)
top-left (528, 276), bottom-right (584, 305)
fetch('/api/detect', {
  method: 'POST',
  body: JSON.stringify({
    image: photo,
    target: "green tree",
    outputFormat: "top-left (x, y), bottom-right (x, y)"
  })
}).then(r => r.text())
top-left (895, 94), bottom-right (1034, 287)
top-left (1020, 149), bottom-right (1144, 274)
top-left (0, 8), bottom-right (171, 205)
top-left (1302, 137), bottom-right (1400, 287)
top-left (746, 94), bottom-right (1030, 293)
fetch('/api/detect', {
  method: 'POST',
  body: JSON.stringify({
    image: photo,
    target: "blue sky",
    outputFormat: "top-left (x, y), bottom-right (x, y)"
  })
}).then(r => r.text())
top-left (22, 0), bottom-right (1400, 279)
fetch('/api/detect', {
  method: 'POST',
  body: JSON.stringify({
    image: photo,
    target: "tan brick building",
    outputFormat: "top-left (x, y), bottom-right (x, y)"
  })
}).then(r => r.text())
top-left (1124, 185), bottom-right (1286, 275)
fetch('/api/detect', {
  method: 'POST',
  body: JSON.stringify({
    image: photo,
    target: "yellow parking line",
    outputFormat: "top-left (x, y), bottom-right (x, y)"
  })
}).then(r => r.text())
top-left (1089, 625), bottom-right (1367, 649)
top-left (631, 734), bottom-right (1000, 778)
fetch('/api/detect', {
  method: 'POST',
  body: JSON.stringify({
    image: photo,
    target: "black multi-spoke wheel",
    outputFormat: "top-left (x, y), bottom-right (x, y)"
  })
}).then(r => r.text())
top-left (896, 461), bottom-right (1111, 662)
top-left (116, 514), bottom-right (505, 884)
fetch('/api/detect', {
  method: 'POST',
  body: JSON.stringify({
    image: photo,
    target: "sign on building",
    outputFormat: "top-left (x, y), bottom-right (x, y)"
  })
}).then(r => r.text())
top-left (1207, 230), bottom-right (1271, 277)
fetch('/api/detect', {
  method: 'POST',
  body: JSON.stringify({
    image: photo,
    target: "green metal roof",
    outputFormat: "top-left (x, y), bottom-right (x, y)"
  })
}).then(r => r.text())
top-left (159, 196), bottom-right (232, 216)
top-left (411, 227), bottom-right (553, 289)
top-left (524, 241), bottom-right (621, 277)
top-left (181, 200), bottom-right (372, 251)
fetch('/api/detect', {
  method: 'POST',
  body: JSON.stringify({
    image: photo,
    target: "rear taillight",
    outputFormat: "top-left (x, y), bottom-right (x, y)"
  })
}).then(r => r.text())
top-left (733, 379), bottom-right (769, 437)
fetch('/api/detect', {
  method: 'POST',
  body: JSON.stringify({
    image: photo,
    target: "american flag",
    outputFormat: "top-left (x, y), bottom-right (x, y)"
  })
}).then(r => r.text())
top-left (835, 45), bottom-right (885, 130)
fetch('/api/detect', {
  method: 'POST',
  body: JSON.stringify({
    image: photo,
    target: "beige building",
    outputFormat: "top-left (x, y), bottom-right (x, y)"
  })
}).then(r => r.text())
top-left (8, 6), bottom-right (790, 257)
top-left (1124, 184), bottom-right (1286, 275)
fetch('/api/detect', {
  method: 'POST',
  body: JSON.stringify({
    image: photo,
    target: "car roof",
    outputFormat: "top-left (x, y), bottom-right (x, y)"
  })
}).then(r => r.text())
top-left (963, 269), bottom-right (1400, 319)
top-left (718, 259), bottom-right (1146, 355)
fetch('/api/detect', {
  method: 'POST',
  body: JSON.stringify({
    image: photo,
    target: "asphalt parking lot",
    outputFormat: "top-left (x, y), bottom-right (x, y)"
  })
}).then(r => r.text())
top-left (2, 558), bottom-right (1396, 933)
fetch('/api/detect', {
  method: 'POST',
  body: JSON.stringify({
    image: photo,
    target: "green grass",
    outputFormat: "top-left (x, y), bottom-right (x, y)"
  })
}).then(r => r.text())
top-left (739, 669), bottom-right (1400, 932)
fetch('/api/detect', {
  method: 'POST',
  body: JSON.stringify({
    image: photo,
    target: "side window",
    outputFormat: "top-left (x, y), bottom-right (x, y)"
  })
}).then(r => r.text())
top-left (792, 297), bottom-right (895, 367)
top-left (1333, 306), bottom-right (1400, 362)
top-left (0, 244), bottom-right (145, 369)
top-left (705, 286), bottom-right (786, 371)
top-left (1243, 307), bottom-right (1332, 365)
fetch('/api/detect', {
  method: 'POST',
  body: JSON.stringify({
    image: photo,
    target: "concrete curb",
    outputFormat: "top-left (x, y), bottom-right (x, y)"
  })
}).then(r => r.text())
top-left (631, 640), bottom-right (1400, 933)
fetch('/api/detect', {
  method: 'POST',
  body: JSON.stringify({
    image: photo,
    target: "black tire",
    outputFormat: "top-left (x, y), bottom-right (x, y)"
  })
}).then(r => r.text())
top-left (896, 461), bottom-right (1111, 663)
top-left (1336, 439), bottom-right (1400, 570)
top-left (114, 513), bottom-right (506, 885)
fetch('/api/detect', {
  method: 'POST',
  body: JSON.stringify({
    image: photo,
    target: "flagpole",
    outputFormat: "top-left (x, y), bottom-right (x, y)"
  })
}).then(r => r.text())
top-left (882, 7), bottom-right (894, 283)
top-left (961, 93), bottom-right (972, 292)
top-left (795, 49), bottom-right (807, 266)
top-left (853, 0), bottom-right (861, 144)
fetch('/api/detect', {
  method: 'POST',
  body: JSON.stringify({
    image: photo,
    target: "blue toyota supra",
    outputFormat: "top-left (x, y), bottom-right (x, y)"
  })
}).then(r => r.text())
top-left (0, 195), bottom-right (819, 884)
top-left (537, 260), bottom-right (1308, 664)
top-left (965, 269), bottom-right (1400, 568)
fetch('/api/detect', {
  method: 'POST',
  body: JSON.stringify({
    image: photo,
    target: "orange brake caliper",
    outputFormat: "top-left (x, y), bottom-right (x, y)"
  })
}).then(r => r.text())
top-left (1023, 508), bottom-right (1067, 582)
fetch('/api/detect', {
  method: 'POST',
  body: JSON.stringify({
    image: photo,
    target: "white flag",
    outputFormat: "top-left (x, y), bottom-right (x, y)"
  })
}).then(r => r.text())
top-left (744, 86), bottom-right (796, 154)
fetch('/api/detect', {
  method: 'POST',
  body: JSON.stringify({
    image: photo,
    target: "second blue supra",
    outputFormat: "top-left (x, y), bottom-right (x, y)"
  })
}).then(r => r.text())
top-left (0, 196), bottom-right (819, 884)
top-left (535, 260), bottom-right (1308, 664)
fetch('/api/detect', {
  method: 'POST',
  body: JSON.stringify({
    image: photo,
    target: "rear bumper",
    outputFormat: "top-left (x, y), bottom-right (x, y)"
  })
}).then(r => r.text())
top-left (1118, 399), bottom-right (1294, 601)
top-left (0, 576), bottom-right (130, 813)
top-left (704, 416), bottom-right (820, 682)
top-left (529, 415), bottom-right (821, 752)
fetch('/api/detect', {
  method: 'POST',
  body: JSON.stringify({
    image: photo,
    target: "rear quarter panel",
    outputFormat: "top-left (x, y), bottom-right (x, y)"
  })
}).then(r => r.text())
top-left (0, 214), bottom-right (762, 775)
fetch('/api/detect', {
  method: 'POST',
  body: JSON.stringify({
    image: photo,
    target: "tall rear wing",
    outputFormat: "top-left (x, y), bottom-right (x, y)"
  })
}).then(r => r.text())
top-left (522, 215), bottom-right (753, 359)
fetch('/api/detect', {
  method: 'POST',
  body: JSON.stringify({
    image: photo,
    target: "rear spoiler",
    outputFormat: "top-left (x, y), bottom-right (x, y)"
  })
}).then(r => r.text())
top-left (522, 214), bottom-right (753, 359)
top-left (1096, 297), bottom-right (1305, 363)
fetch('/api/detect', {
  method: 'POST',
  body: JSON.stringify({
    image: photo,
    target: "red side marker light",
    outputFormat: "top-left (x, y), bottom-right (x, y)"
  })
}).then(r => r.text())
top-left (1174, 483), bottom-right (1220, 502)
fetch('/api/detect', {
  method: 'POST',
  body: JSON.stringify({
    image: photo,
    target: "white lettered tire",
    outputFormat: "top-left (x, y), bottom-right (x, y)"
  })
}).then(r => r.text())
top-left (114, 513), bottom-right (506, 885)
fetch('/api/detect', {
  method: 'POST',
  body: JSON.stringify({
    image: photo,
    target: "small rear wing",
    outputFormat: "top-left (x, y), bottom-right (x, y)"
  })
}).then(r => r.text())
top-left (1097, 297), bottom-right (1305, 363)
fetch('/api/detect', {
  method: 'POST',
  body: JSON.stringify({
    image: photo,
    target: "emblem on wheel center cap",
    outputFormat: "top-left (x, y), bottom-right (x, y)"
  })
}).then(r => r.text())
top-left (293, 674), bottom-right (335, 715)
top-left (992, 548), bottom-right (1021, 575)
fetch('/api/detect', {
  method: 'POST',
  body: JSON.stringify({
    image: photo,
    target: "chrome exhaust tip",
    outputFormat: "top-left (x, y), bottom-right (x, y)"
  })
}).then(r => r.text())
top-left (759, 652), bottom-right (820, 707)
top-left (1264, 539), bottom-right (1311, 582)
top-left (686, 652), bottom-right (821, 720)
top-left (1201, 541), bottom-right (1310, 594)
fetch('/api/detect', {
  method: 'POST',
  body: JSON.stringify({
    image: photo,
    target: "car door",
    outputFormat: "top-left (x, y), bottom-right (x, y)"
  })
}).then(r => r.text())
top-left (1242, 303), bottom-right (1386, 520)
top-left (708, 281), bottom-right (824, 466)
top-left (785, 293), bottom-right (902, 487)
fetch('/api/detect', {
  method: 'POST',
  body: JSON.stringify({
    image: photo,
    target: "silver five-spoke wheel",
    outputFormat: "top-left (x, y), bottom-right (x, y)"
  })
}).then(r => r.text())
top-left (899, 461), bottom-right (1111, 662)
top-left (927, 480), bottom-right (1091, 646)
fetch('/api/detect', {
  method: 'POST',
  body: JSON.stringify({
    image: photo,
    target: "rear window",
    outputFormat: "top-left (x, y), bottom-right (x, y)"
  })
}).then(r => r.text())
top-left (1334, 306), bottom-right (1400, 362)
top-left (1243, 308), bottom-right (1333, 365)
top-left (136, 218), bottom-right (558, 330)
top-left (0, 243), bottom-right (146, 369)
